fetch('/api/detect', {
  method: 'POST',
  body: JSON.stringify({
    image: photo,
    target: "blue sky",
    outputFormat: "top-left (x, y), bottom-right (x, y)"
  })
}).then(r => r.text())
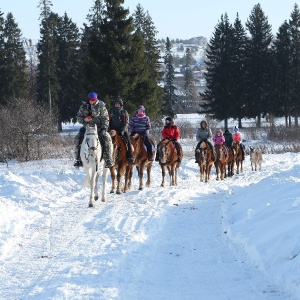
top-left (1, 0), bottom-right (299, 41)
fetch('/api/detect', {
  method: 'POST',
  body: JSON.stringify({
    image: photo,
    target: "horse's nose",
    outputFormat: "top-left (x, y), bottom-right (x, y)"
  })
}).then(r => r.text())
top-left (90, 147), bottom-right (97, 151)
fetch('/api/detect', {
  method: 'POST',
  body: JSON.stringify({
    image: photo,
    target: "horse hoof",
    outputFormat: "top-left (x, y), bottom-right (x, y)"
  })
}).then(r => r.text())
top-left (110, 190), bottom-right (115, 194)
top-left (138, 187), bottom-right (143, 190)
top-left (101, 199), bottom-right (106, 202)
top-left (89, 203), bottom-right (94, 208)
top-left (116, 190), bottom-right (122, 194)
top-left (94, 196), bottom-right (99, 201)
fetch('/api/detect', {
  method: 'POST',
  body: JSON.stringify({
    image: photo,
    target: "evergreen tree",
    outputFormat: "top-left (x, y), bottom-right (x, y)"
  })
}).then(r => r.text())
top-left (56, 13), bottom-right (82, 130)
top-left (231, 13), bottom-right (248, 127)
top-left (36, 0), bottom-right (59, 113)
top-left (132, 4), bottom-right (163, 117)
top-left (201, 13), bottom-right (234, 127)
top-left (245, 4), bottom-right (273, 127)
top-left (2, 13), bottom-right (28, 102)
top-left (0, 10), bottom-right (5, 104)
top-left (272, 21), bottom-right (292, 126)
top-left (288, 3), bottom-right (300, 126)
top-left (183, 47), bottom-right (195, 111)
top-left (162, 37), bottom-right (176, 117)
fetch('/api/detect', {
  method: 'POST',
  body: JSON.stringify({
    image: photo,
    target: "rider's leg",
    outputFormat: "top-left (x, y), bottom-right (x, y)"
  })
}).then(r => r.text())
top-left (123, 131), bottom-right (134, 163)
top-left (174, 141), bottom-right (181, 162)
top-left (143, 134), bottom-right (153, 159)
top-left (73, 127), bottom-right (85, 167)
top-left (100, 132), bottom-right (114, 168)
top-left (240, 143), bottom-right (245, 160)
top-left (207, 141), bottom-right (216, 161)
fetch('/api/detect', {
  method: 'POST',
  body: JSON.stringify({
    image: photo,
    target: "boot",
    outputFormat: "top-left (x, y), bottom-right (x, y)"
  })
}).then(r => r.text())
top-left (155, 152), bottom-right (159, 161)
top-left (73, 146), bottom-right (83, 167)
top-left (105, 159), bottom-right (114, 168)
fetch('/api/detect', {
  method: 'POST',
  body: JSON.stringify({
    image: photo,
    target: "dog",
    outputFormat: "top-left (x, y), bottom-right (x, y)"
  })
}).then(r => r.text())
top-left (249, 147), bottom-right (263, 171)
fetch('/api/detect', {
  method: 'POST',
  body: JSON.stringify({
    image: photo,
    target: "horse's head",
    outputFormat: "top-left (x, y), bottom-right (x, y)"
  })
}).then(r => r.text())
top-left (214, 144), bottom-right (225, 161)
top-left (158, 139), bottom-right (172, 164)
top-left (196, 141), bottom-right (208, 165)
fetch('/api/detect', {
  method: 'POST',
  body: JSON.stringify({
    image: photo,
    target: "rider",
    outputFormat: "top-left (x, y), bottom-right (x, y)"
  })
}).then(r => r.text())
top-left (108, 97), bottom-right (134, 164)
top-left (129, 105), bottom-right (154, 161)
top-left (155, 116), bottom-right (182, 162)
top-left (73, 91), bottom-right (114, 168)
top-left (212, 128), bottom-right (225, 145)
top-left (224, 128), bottom-right (234, 154)
top-left (195, 120), bottom-right (215, 162)
top-left (232, 126), bottom-right (245, 160)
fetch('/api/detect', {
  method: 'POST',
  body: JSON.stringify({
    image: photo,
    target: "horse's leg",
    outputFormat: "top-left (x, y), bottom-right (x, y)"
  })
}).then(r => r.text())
top-left (241, 160), bottom-right (243, 173)
top-left (174, 164), bottom-right (178, 186)
top-left (214, 163), bottom-right (219, 181)
top-left (145, 163), bottom-right (152, 187)
top-left (88, 168), bottom-right (97, 207)
top-left (124, 165), bottom-right (133, 192)
top-left (138, 162), bottom-right (146, 190)
top-left (94, 171), bottom-right (100, 200)
top-left (116, 166), bottom-right (124, 194)
top-left (161, 165), bottom-right (166, 187)
top-left (168, 165), bottom-right (174, 186)
top-left (101, 167), bottom-right (108, 202)
top-left (236, 161), bottom-right (240, 174)
top-left (200, 166), bottom-right (204, 182)
top-left (110, 166), bottom-right (116, 193)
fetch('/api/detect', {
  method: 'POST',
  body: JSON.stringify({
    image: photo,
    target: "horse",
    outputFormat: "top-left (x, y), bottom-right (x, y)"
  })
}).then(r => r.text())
top-left (233, 141), bottom-right (244, 174)
top-left (157, 138), bottom-right (183, 187)
top-left (250, 147), bottom-right (263, 171)
top-left (109, 130), bottom-right (135, 194)
top-left (80, 124), bottom-right (108, 207)
top-left (128, 133), bottom-right (156, 190)
top-left (195, 141), bottom-right (214, 182)
top-left (214, 144), bottom-right (228, 180)
top-left (224, 145), bottom-right (235, 178)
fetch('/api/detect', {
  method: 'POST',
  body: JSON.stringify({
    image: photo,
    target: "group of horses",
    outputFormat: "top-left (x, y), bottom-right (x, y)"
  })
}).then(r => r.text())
top-left (80, 125), bottom-right (182, 207)
top-left (195, 141), bottom-right (244, 182)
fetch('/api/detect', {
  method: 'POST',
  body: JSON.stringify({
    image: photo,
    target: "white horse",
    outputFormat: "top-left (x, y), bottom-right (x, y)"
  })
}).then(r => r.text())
top-left (80, 124), bottom-right (108, 207)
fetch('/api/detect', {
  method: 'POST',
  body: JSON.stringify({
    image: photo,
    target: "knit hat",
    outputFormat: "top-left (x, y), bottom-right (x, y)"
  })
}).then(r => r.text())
top-left (225, 129), bottom-right (229, 133)
top-left (216, 128), bottom-right (223, 135)
top-left (137, 105), bottom-right (145, 112)
top-left (233, 126), bottom-right (239, 133)
top-left (88, 92), bottom-right (98, 102)
top-left (165, 116), bottom-right (174, 123)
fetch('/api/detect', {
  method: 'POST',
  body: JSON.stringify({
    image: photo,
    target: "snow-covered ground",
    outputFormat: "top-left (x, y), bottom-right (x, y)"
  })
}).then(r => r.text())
top-left (1, 126), bottom-right (300, 299)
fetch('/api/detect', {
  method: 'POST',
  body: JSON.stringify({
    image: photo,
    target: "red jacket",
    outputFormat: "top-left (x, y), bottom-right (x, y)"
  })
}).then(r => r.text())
top-left (162, 124), bottom-right (180, 141)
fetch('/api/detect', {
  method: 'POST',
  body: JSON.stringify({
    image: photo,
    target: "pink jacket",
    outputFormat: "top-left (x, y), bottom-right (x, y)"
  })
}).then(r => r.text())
top-left (213, 135), bottom-right (225, 145)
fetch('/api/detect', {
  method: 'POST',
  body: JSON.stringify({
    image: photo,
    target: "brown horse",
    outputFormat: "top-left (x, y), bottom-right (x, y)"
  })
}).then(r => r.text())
top-left (109, 130), bottom-right (136, 194)
top-left (195, 141), bottom-right (214, 182)
top-left (157, 138), bottom-right (183, 187)
top-left (128, 133), bottom-right (156, 190)
top-left (233, 142), bottom-right (243, 174)
top-left (224, 145), bottom-right (235, 178)
top-left (214, 144), bottom-right (228, 180)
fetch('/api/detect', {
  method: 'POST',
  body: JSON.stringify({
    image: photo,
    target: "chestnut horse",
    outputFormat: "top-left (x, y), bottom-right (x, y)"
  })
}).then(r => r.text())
top-left (109, 130), bottom-right (136, 194)
top-left (195, 141), bottom-right (214, 182)
top-left (224, 145), bottom-right (235, 178)
top-left (157, 138), bottom-right (183, 187)
top-left (128, 134), bottom-right (155, 190)
top-left (233, 142), bottom-right (243, 174)
top-left (214, 144), bottom-right (228, 180)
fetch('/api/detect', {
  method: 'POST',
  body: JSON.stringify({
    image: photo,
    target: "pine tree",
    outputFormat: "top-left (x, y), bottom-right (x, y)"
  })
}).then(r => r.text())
top-left (56, 13), bottom-right (82, 130)
top-left (2, 13), bottom-right (28, 102)
top-left (183, 47), bottom-right (195, 111)
top-left (36, 0), bottom-right (59, 113)
top-left (272, 21), bottom-right (292, 126)
top-left (288, 4), bottom-right (300, 126)
top-left (231, 13), bottom-right (248, 127)
top-left (245, 4), bottom-right (273, 127)
top-left (0, 10), bottom-right (5, 104)
top-left (162, 37), bottom-right (176, 117)
top-left (201, 13), bottom-right (234, 127)
top-left (132, 4), bottom-right (163, 117)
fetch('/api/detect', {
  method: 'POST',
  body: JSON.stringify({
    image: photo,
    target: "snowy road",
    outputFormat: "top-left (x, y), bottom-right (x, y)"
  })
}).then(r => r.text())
top-left (0, 152), bottom-right (298, 299)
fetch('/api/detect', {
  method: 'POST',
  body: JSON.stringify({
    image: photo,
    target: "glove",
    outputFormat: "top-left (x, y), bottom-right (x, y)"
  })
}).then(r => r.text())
top-left (100, 128), bottom-right (106, 135)
top-left (84, 116), bottom-right (92, 122)
top-left (145, 130), bottom-right (149, 135)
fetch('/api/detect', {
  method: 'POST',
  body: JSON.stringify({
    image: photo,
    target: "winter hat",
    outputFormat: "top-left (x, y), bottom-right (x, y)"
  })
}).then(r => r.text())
top-left (114, 97), bottom-right (123, 106)
top-left (225, 129), bottom-right (229, 133)
top-left (165, 116), bottom-right (174, 123)
top-left (88, 92), bottom-right (98, 102)
top-left (216, 128), bottom-right (223, 135)
top-left (137, 105), bottom-right (145, 112)
top-left (233, 126), bottom-right (239, 133)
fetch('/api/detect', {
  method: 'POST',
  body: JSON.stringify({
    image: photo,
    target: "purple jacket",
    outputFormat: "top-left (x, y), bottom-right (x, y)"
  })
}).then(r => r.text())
top-left (129, 113), bottom-right (151, 134)
top-left (213, 135), bottom-right (225, 145)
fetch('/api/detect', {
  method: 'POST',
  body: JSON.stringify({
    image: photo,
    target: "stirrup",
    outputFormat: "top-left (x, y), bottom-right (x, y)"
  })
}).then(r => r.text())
top-left (105, 160), bottom-right (114, 168)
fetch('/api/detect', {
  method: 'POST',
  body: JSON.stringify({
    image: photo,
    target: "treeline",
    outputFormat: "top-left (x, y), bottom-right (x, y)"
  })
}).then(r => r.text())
top-left (0, 0), bottom-right (163, 132)
top-left (201, 3), bottom-right (300, 128)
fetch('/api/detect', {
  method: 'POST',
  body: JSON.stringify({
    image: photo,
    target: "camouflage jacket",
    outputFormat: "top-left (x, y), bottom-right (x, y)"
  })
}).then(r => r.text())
top-left (76, 100), bottom-right (109, 130)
